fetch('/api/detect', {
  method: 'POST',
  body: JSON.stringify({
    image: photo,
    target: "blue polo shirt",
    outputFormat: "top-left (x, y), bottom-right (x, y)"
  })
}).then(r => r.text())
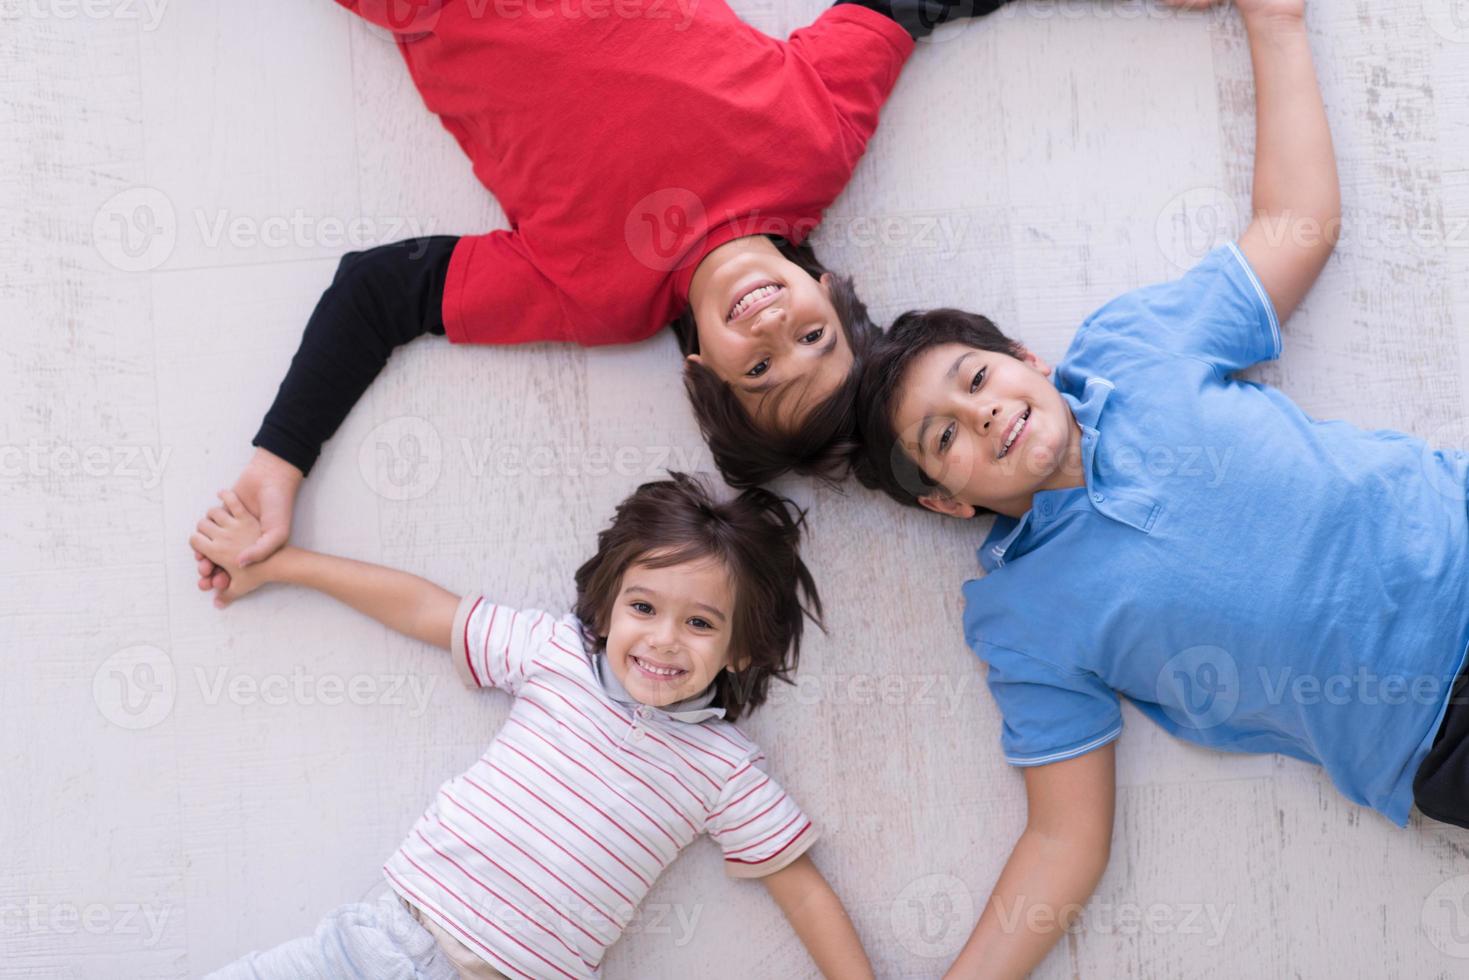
top-left (963, 244), bottom-right (1469, 825)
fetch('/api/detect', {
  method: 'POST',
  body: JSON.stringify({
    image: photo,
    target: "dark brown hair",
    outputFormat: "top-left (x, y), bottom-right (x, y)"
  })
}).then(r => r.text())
top-left (672, 238), bottom-right (879, 490)
top-left (572, 472), bottom-right (823, 720)
top-left (853, 308), bottom-right (1024, 510)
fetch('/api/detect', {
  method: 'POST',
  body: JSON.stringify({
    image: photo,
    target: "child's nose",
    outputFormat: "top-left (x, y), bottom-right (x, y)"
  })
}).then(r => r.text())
top-left (650, 621), bottom-right (678, 650)
top-left (749, 306), bottom-right (784, 336)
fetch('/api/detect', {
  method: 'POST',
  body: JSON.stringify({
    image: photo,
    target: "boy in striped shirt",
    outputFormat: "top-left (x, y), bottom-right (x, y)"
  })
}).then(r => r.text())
top-left (193, 474), bottom-right (870, 979)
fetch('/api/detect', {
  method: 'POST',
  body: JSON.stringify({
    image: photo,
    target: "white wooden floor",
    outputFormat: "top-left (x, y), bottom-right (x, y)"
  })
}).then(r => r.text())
top-left (5, 1), bottom-right (1469, 977)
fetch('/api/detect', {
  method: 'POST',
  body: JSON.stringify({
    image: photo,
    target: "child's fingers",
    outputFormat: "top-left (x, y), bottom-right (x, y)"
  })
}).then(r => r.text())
top-left (207, 505), bottom-right (231, 525)
top-left (193, 521), bottom-right (216, 541)
top-left (211, 569), bottom-right (231, 593)
top-left (218, 489), bottom-right (246, 520)
top-left (238, 526), bottom-right (287, 568)
top-left (212, 571), bottom-right (235, 609)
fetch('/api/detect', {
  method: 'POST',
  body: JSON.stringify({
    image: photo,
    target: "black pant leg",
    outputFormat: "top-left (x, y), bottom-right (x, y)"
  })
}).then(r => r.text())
top-left (1414, 670), bottom-right (1469, 829)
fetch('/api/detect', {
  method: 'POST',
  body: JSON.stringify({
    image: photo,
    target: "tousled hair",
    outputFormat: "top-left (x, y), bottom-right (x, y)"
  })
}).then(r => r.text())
top-left (673, 238), bottom-right (878, 490)
top-left (572, 472), bottom-right (823, 720)
top-left (853, 308), bottom-right (1024, 510)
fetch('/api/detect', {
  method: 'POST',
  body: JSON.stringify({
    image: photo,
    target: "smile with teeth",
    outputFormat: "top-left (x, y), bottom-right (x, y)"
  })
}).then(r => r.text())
top-left (631, 654), bottom-right (687, 681)
top-left (727, 282), bottom-right (782, 321)
top-left (998, 408), bottom-right (1031, 459)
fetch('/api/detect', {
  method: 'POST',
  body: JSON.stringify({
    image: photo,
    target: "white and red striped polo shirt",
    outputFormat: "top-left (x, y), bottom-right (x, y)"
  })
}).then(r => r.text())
top-left (383, 594), bottom-right (818, 980)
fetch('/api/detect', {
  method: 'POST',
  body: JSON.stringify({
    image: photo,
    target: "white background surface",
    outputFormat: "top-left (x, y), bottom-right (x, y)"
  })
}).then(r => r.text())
top-left (4, 0), bottom-right (1469, 977)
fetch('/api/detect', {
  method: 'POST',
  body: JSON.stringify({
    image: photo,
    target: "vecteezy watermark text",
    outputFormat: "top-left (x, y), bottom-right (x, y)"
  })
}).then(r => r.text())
top-left (194, 665), bottom-right (436, 717)
top-left (0, 899), bottom-right (172, 948)
top-left (0, 441), bottom-right (171, 490)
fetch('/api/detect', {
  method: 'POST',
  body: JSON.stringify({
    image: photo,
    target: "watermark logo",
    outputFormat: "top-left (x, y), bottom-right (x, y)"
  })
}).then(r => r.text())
top-left (359, 416), bottom-right (443, 501)
top-left (1098, 441), bottom-right (1236, 488)
top-left (764, 672), bottom-right (976, 717)
top-left (191, 209), bottom-right (436, 253)
top-left (990, 895), bottom-right (1233, 945)
top-left (1424, 0), bottom-right (1469, 43)
top-left (93, 187), bottom-right (177, 272)
top-left (357, 877), bottom-right (432, 948)
top-left (0, 441), bottom-right (172, 490)
top-left (0, 898), bottom-right (173, 947)
top-left (358, 424), bottom-right (720, 496)
top-left (93, 645), bottom-right (176, 730)
top-left (624, 187), bottom-right (706, 273)
top-left (352, 0), bottom-right (445, 41)
top-left (93, 191), bottom-right (438, 270)
top-left (365, 871), bottom-right (702, 950)
top-left (997, 0), bottom-right (1234, 27)
top-left (1156, 186), bottom-right (1242, 271)
top-left (891, 874), bottom-right (974, 959)
top-left (1419, 415), bottom-right (1469, 505)
top-left (460, 440), bottom-right (708, 481)
top-left (1423, 874), bottom-right (1469, 958)
top-left (194, 665), bottom-right (436, 717)
top-left (22, 0), bottom-right (169, 30)
top-left (1156, 645), bottom-right (1240, 731)
top-left (809, 211), bottom-right (976, 258)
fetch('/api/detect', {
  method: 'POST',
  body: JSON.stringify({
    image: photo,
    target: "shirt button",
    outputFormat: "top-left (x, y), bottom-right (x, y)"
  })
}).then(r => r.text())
top-left (633, 730), bottom-right (647, 742)
top-left (1092, 493), bottom-right (1105, 503)
top-left (1039, 501), bottom-right (1053, 515)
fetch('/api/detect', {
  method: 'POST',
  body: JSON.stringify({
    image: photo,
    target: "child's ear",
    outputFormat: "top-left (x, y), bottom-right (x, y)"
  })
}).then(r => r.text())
top-left (917, 493), bottom-right (977, 520)
top-left (818, 272), bottom-right (834, 299)
top-left (686, 352), bottom-right (703, 368)
top-left (725, 654), bottom-right (752, 674)
top-left (1017, 345), bottom-right (1053, 378)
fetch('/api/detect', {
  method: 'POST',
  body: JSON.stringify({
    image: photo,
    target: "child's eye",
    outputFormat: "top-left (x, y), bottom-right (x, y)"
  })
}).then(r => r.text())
top-left (937, 422), bottom-right (956, 455)
top-left (746, 359), bottom-right (770, 378)
top-left (631, 601), bottom-right (653, 614)
top-left (687, 617), bottom-right (714, 631)
top-left (970, 367), bottom-right (987, 393)
top-left (800, 327), bottom-right (824, 344)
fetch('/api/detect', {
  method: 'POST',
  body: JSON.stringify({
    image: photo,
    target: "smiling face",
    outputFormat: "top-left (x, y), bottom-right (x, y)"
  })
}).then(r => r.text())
top-left (686, 236), bottom-right (853, 433)
top-left (604, 555), bottom-right (742, 708)
top-left (889, 342), bottom-right (1086, 518)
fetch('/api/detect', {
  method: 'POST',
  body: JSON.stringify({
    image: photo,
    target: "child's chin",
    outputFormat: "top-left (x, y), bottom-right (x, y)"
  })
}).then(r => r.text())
top-left (636, 685), bottom-right (685, 704)
top-left (632, 680), bottom-right (693, 706)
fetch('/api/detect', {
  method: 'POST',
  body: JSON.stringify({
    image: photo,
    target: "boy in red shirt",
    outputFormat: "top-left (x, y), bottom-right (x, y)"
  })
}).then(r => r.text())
top-left (196, 0), bottom-right (1012, 598)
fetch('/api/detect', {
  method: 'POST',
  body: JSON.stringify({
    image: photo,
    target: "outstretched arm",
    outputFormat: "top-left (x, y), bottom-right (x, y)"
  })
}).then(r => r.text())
top-left (1231, 0), bottom-right (1339, 323)
top-left (193, 236), bottom-right (458, 599)
top-left (944, 743), bottom-right (1117, 979)
top-left (762, 854), bottom-right (875, 980)
top-left (837, 0), bottom-right (1015, 41)
top-left (190, 490), bottom-right (458, 649)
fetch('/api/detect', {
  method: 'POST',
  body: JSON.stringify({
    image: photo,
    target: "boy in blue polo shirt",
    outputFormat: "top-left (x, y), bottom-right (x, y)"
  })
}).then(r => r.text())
top-left (855, 0), bottom-right (1468, 974)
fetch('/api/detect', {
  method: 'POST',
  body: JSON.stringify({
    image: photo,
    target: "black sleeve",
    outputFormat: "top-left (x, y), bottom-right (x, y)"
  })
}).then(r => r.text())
top-left (836, 0), bottom-right (1014, 40)
top-left (252, 236), bottom-right (459, 476)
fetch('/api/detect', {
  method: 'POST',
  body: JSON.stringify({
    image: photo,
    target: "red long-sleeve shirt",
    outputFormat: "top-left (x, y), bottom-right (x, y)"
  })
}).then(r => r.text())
top-left (340, 0), bottom-right (914, 345)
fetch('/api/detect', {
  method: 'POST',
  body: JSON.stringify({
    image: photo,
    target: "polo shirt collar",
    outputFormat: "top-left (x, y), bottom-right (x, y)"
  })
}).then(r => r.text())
top-left (978, 374), bottom-right (1162, 571)
top-left (591, 652), bottom-right (726, 724)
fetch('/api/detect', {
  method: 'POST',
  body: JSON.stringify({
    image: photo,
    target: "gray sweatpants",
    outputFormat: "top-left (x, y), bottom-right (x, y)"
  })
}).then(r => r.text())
top-left (204, 891), bottom-right (461, 980)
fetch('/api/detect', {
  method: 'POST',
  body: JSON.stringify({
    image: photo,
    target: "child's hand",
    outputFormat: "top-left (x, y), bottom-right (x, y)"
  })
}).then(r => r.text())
top-left (1162, 0), bottom-right (1304, 21)
top-left (1232, 0), bottom-right (1305, 22)
top-left (189, 489), bottom-right (275, 608)
top-left (192, 447), bottom-right (303, 598)
top-left (1163, 0), bottom-right (1304, 20)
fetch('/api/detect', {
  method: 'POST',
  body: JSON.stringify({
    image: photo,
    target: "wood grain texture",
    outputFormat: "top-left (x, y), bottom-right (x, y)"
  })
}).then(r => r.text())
top-left (3, 1), bottom-right (1468, 977)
